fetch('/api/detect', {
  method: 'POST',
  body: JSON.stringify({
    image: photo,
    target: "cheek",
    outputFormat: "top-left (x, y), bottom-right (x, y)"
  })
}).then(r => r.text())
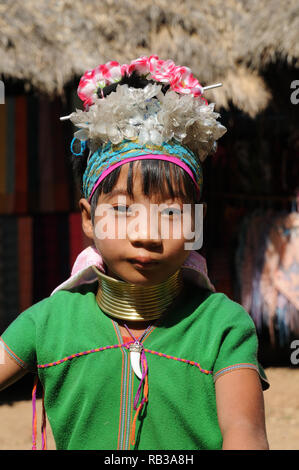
top-left (163, 237), bottom-right (190, 263)
top-left (94, 238), bottom-right (128, 269)
top-left (162, 213), bottom-right (195, 244)
top-left (93, 210), bottom-right (129, 240)
top-left (93, 213), bottom-right (124, 257)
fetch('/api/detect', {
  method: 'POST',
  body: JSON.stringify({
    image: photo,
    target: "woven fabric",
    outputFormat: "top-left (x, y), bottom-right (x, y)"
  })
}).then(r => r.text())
top-left (1, 281), bottom-right (268, 450)
top-left (82, 139), bottom-right (203, 201)
top-left (235, 209), bottom-right (299, 346)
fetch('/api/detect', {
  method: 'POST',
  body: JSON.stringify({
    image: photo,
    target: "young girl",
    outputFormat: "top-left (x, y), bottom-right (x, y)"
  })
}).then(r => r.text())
top-left (0, 56), bottom-right (269, 450)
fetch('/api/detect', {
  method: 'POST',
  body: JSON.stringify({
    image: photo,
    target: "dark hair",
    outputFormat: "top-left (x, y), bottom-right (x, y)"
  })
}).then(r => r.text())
top-left (69, 73), bottom-right (201, 222)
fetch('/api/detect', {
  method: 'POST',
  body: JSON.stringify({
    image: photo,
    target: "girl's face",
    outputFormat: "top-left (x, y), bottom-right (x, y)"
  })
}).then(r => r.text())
top-left (80, 162), bottom-right (198, 286)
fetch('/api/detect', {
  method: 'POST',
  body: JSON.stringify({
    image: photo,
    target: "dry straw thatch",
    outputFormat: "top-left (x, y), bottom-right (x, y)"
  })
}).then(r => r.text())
top-left (0, 0), bottom-right (298, 116)
top-left (238, 0), bottom-right (299, 70)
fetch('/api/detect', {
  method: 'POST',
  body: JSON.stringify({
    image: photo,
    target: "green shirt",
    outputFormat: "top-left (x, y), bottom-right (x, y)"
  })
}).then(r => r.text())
top-left (0, 282), bottom-right (268, 450)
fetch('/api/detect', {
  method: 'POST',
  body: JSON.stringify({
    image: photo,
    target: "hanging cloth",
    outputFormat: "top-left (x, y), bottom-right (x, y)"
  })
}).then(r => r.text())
top-left (259, 211), bottom-right (299, 344)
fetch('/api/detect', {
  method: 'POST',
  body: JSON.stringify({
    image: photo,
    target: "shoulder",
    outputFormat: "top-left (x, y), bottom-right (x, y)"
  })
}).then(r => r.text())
top-left (0, 283), bottom-right (100, 370)
top-left (187, 284), bottom-right (255, 330)
top-left (203, 290), bottom-right (254, 324)
top-left (12, 282), bottom-right (98, 328)
top-left (174, 283), bottom-right (256, 342)
top-left (49, 282), bottom-right (98, 306)
top-left (184, 286), bottom-right (257, 347)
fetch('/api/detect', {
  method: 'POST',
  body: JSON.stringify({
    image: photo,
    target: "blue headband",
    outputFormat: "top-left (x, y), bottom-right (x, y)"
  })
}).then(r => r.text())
top-left (75, 139), bottom-right (203, 201)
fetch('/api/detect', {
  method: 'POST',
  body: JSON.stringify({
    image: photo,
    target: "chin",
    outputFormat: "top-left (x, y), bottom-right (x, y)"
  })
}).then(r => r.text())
top-left (121, 272), bottom-right (164, 286)
top-left (111, 266), bottom-right (166, 286)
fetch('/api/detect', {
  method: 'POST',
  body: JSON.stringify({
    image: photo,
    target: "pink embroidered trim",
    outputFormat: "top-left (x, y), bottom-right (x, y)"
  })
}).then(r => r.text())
top-left (143, 348), bottom-right (212, 375)
top-left (32, 376), bottom-right (47, 450)
top-left (34, 342), bottom-right (212, 449)
top-left (37, 342), bottom-right (212, 375)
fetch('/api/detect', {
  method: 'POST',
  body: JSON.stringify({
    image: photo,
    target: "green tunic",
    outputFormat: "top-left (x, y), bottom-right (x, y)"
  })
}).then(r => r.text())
top-left (0, 281), bottom-right (268, 450)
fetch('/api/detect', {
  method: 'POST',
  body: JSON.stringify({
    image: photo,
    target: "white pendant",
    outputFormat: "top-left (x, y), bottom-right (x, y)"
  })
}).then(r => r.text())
top-left (129, 342), bottom-right (143, 380)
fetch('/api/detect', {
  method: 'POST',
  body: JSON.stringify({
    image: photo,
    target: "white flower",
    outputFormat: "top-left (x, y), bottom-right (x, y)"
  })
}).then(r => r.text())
top-left (68, 82), bottom-right (226, 161)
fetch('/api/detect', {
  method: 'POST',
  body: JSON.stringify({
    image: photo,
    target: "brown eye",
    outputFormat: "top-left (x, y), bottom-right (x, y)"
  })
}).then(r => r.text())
top-left (113, 205), bottom-right (131, 214)
top-left (161, 208), bottom-right (182, 216)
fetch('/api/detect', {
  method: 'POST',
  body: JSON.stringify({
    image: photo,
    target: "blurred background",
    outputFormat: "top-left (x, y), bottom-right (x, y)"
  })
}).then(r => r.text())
top-left (0, 0), bottom-right (298, 450)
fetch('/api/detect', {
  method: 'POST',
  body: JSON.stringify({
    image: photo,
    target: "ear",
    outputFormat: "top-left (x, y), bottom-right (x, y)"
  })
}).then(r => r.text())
top-left (79, 198), bottom-right (94, 240)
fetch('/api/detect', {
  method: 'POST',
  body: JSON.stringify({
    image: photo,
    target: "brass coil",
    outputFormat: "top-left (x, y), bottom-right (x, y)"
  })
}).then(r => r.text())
top-left (93, 266), bottom-right (183, 321)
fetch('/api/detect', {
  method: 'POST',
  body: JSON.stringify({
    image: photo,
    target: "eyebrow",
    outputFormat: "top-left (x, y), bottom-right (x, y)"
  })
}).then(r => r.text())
top-left (101, 188), bottom-right (187, 202)
top-left (101, 189), bottom-right (130, 201)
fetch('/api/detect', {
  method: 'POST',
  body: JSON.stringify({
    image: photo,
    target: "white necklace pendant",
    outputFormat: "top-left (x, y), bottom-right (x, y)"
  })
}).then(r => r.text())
top-left (129, 342), bottom-right (143, 380)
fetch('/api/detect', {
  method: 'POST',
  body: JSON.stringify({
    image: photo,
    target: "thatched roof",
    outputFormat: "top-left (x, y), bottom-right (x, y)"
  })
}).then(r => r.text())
top-left (238, 0), bottom-right (299, 70)
top-left (0, 0), bottom-right (298, 116)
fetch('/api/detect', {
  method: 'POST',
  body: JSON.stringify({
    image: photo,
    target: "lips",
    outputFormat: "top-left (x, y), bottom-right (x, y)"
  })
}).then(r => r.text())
top-left (128, 257), bottom-right (159, 268)
top-left (130, 257), bottom-right (158, 264)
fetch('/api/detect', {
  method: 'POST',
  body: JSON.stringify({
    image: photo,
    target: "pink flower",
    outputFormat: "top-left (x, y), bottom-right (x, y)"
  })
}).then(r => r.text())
top-left (170, 66), bottom-right (203, 95)
top-left (127, 56), bottom-right (204, 98)
top-left (121, 63), bottom-right (129, 76)
top-left (103, 61), bottom-right (123, 83)
top-left (147, 55), bottom-right (160, 75)
top-left (150, 59), bottom-right (177, 83)
top-left (77, 61), bottom-right (124, 107)
top-left (77, 56), bottom-right (206, 108)
top-left (77, 74), bottom-right (98, 107)
top-left (128, 56), bottom-right (151, 76)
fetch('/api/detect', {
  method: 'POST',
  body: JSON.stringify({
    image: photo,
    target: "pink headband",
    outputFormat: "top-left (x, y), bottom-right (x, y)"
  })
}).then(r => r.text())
top-left (89, 154), bottom-right (201, 202)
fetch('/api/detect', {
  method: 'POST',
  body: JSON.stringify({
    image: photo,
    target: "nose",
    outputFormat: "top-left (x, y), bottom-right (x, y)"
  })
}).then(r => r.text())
top-left (127, 204), bottom-right (162, 249)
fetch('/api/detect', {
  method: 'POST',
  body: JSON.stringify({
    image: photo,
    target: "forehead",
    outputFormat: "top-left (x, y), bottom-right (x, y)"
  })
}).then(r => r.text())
top-left (100, 161), bottom-right (188, 203)
top-left (117, 161), bottom-right (140, 187)
top-left (103, 162), bottom-right (143, 197)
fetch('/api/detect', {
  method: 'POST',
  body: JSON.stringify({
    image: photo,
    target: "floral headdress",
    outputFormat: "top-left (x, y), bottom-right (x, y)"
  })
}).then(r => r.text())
top-left (61, 55), bottom-right (226, 163)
